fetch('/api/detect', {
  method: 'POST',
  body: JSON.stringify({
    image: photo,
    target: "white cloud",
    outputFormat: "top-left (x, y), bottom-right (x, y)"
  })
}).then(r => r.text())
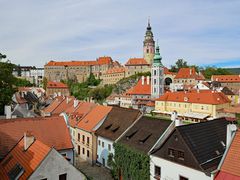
top-left (0, 0), bottom-right (240, 67)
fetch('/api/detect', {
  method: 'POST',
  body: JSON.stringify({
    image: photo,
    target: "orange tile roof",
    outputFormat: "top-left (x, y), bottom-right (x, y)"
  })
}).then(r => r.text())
top-left (45, 57), bottom-right (112, 66)
top-left (0, 116), bottom-right (73, 158)
top-left (164, 67), bottom-right (177, 75)
top-left (76, 105), bottom-right (112, 132)
top-left (42, 96), bottom-right (65, 114)
top-left (105, 67), bottom-right (125, 74)
top-left (68, 102), bottom-right (97, 128)
top-left (0, 137), bottom-right (50, 179)
top-left (52, 97), bottom-right (74, 115)
top-left (175, 68), bottom-right (205, 80)
top-left (47, 81), bottom-right (68, 89)
top-left (212, 75), bottom-right (240, 83)
top-left (125, 58), bottom-right (149, 66)
top-left (156, 90), bottom-right (231, 105)
top-left (127, 77), bottom-right (151, 95)
top-left (218, 130), bottom-right (240, 178)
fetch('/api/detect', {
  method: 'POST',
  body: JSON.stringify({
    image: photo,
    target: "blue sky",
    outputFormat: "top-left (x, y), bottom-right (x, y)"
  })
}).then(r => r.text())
top-left (0, 0), bottom-right (240, 68)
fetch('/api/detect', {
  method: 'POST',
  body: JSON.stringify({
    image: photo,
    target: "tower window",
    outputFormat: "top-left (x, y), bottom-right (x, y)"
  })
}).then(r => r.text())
top-left (147, 49), bottom-right (149, 53)
top-left (154, 70), bottom-right (156, 75)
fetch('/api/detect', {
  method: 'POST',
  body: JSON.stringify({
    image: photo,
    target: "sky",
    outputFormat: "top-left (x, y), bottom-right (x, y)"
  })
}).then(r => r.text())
top-left (0, 0), bottom-right (240, 68)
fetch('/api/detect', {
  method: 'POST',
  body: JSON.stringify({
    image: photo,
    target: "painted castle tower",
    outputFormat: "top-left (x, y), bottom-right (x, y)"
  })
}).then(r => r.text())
top-left (151, 45), bottom-right (164, 98)
top-left (143, 20), bottom-right (155, 65)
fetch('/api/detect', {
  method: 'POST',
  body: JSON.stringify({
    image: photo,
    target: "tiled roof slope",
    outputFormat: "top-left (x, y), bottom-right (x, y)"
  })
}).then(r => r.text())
top-left (47, 81), bottom-right (68, 88)
top-left (156, 90), bottom-right (230, 105)
top-left (0, 116), bottom-right (73, 158)
top-left (119, 116), bottom-right (171, 153)
top-left (76, 105), bottom-right (112, 132)
top-left (51, 97), bottom-right (74, 115)
top-left (42, 96), bottom-right (64, 114)
top-left (178, 118), bottom-right (228, 173)
top-left (45, 57), bottom-right (112, 66)
top-left (212, 75), bottom-right (240, 83)
top-left (105, 67), bottom-right (125, 74)
top-left (218, 130), bottom-right (240, 178)
top-left (96, 107), bottom-right (141, 141)
top-left (127, 77), bottom-right (151, 95)
top-left (0, 137), bottom-right (50, 179)
top-left (175, 68), bottom-right (205, 80)
top-left (125, 58), bottom-right (149, 66)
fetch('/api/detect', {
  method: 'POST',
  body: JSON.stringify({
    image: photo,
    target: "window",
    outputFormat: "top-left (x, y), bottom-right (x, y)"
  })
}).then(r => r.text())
top-left (102, 142), bottom-right (104, 148)
top-left (98, 140), bottom-right (101, 146)
top-left (154, 166), bottom-right (161, 179)
top-left (87, 150), bottom-right (90, 157)
top-left (168, 148), bottom-right (175, 157)
top-left (82, 135), bottom-right (85, 143)
top-left (179, 175), bottom-right (188, 180)
top-left (108, 144), bottom-right (111, 151)
top-left (59, 173), bottom-right (67, 180)
top-left (154, 70), bottom-right (156, 75)
top-left (78, 133), bottom-right (80, 141)
top-left (154, 79), bottom-right (156, 85)
top-left (8, 163), bottom-right (24, 180)
top-left (87, 137), bottom-right (90, 145)
top-left (178, 151), bottom-right (184, 160)
top-left (78, 146), bottom-right (80, 155)
top-left (82, 148), bottom-right (85, 155)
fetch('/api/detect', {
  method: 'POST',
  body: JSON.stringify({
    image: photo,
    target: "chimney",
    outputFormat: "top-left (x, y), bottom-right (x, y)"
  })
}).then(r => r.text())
top-left (141, 76), bottom-right (144, 85)
top-left (226, 124), bottom-right (237, 148)
top-left (66, 97), bottom-right (69, 104)
top-left (4, 105), bottom-right (11, 119)
top-left (74, 99), bottom-right (79, 108)
top-left (190, 68), bottom-right (192, 75)
top-left (147, 76), bottom-right (150, 85)
top-left (24, 132), bottom-right (35, 151)
top-left (171, 111), bottom-right (183, 126)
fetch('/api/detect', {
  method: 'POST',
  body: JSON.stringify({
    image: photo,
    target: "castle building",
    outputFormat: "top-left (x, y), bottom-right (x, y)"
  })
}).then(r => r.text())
top-left (151, 45), bottom-right (164, 98)
top-left (143, 20), bottom-right (155, 65)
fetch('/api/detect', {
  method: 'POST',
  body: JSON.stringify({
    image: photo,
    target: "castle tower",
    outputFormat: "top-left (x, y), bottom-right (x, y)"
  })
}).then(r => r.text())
top-left (143, 19), bottom-right (155, 65)
top-left (151, 45), bottom-right (164, 98)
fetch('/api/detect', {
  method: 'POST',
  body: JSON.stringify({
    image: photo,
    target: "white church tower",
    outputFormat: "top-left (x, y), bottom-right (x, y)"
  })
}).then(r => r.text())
top-left (151, 45), bottom-right (164, 98)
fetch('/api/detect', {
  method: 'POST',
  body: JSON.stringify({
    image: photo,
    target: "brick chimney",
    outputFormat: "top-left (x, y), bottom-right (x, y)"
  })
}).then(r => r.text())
top-left (24, 132), bottom-right (35, 151)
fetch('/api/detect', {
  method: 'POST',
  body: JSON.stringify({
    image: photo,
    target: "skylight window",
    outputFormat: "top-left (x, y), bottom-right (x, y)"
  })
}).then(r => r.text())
top-left (8, 163), bottom-right (24, 180)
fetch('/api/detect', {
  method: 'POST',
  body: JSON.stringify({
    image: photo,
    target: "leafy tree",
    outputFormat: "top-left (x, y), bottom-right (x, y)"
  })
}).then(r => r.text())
top-left (86, 73), bottom-right (101, 86)
top-left (89, 85), bottom-right (113, 103)
top-left (202, 66), bottom-right (232, 80)
top-left (15, 78), bottom-right (33, 87)
top-left (170, 59), bottom-right (189, 72)
top-left (0, 61), bottom-right (17, 114)
top-left (43, 77), bottom-right (48, 90)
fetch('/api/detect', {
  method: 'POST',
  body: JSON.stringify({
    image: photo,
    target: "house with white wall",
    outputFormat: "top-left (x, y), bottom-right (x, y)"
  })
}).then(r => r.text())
top-left (150, 118), bottom-right (229, 180)
top-left (95, 107), bottom-right (141, 168)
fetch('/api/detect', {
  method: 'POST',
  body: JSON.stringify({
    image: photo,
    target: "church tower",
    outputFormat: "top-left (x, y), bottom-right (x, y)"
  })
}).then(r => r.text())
top-left (151, 45), bottom-right (164, 98)
top-left (143, 19), bottom-right (155, 65)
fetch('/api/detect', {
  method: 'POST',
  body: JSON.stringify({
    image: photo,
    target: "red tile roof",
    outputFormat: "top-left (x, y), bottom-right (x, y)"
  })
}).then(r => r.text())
top-left (156, 90), bottom-right (231, 105)
top-left (125, 58), bottom-right (149, 66)
top-left (52, 97), bottom-right (74, 115)
top-left (164, 67), bottom-right (177, 75)
top-left (68, 102), bottom-right (97, 128)
top-left (175, 68), bottom-right (205, 80)
top-left (212, 75), bottom-right (240, 83)
top-left (127, 77), bottom-right (151, 95)
top-left (42, 96), bottom-right (65, 114)
top-left (47, 81), bottom-right (68, 89)
top-left (0, 137), bottom-right (50, 179)
top-left (217, 130), bottom-right (240, 178)
top-left (105, 67), bottom-right (125, 74)
top-left (76, 105), bottom-right (112, 132)
top-left (0, 116), bottom-right (73, 158)
top-left (45, 57), bottom-right (112, 66)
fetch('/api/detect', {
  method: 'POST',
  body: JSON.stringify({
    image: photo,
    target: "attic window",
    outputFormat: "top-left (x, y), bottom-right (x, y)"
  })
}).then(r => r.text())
top-left (126, 130), bottom-right (138, 140)
top-left (112, 126), bottom-right (120, 133)
top-left (184, 97), bottom-right (188, 102)
top-left (139, 133), bottom-right (152, 144)
top-left (105, 124), bottom-right (112, 130)
top-left (8, 163), bottom-right (24, 180)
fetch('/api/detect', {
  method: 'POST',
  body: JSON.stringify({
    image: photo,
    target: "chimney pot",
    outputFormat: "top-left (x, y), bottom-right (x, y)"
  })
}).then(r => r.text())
top-left (24, 132), bottom-right (35, 151)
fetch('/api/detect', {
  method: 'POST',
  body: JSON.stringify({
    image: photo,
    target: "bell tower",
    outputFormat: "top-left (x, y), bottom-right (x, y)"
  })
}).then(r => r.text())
top-left (143, 19), bottom-right (155, 65)
top-left (151, 44), bottom-right (164, 98)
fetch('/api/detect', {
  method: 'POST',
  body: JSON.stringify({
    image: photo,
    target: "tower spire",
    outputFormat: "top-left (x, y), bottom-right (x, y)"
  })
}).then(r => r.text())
top-left (148, 16), bottom-right (150, 27)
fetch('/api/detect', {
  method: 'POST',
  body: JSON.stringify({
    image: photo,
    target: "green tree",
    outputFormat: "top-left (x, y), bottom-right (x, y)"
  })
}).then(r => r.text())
top-left (42, 77), bottom-right (48, 90)
top-left (15, 78), bottom-right (33, 87)
top-left (202, 66), bottom-right (232, 80)
top-left (0, 61), bottom-right (17, 114)
top-left (170, 59), bottom-right (188, 72)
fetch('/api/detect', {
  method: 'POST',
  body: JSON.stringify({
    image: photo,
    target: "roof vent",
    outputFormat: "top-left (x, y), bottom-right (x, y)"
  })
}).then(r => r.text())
top-left (184, 97), bottom-right (188, 102)
top-left (215, 150), bottom-right (220, 155)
